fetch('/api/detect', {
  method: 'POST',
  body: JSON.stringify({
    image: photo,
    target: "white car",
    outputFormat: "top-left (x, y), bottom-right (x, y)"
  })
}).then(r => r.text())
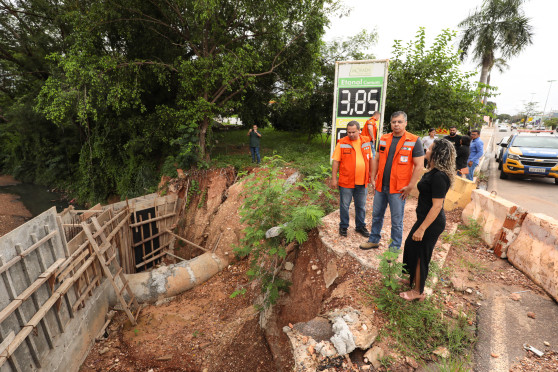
top-left (498, 125), bottom-right (508, 132)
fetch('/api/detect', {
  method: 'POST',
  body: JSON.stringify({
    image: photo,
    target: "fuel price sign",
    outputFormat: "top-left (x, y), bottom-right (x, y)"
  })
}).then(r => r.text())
top-left (330, 60), bottom-right (389, 157)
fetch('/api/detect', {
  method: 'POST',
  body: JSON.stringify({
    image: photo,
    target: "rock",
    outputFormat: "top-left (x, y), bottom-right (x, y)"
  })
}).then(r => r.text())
top-left (99, 347), bottom-right (109, 355)
top-left (323, 259), bottom-right (338, 288)
top-left (405, 356), bottom-right (419, 369)
top-left (364, 346), bottom-right (384, 370)
top-left (307, 345), bottom-right (314, 355)
top-left (509, 293), bottom-right (521, 301)
top-left (282, 326), bottom-right (292, 333)
top-left (312, 265), bottom-right (318, 271)
top-left (284, 262), bottom-right (294, 271)
top-left (527, 312), bottom-right (536, 319)
top-left (156, 355), bottom-right (172, 361)
top-left (317, 270), bottom-right (321, 275)
top-left (491, 353), bottom-right (499, 358)
top-left (433, 346), bottom-right (450, 359)
top-left (302, 336), bottom-right (308, 344)
top-left (353, 325), bottom-right (378, 350)
top-left (202, 369), bottom-right (208, 372)
top-left (330, 317), bottom-right (356, 355)
top-left (289, 323), bottom-right (294, 328)
top-left (293, 317), bottom-right (334, 342)
top-left (544, 341), bottom-right (550, 347)
top-left (465, 288), bottom-right (473, 294)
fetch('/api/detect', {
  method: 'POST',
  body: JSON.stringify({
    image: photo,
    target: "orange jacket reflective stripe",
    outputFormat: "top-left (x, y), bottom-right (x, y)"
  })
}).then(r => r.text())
top-left (338, 135), bottom-right (372, 188)
top-left (375, 131), bottom-right (419, 193)
top-left (363, 117), bottom-right (378, 142)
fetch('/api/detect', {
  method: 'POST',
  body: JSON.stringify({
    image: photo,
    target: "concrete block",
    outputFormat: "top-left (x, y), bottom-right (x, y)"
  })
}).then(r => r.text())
top-left (462, 190), bottom-right (521, 249)
top-left (444, 176), bottom-right (477, 211)
top-left (507, 213), bottom-right (558, 302)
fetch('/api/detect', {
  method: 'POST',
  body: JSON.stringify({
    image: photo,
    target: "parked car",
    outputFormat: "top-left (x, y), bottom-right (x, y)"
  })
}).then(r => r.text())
top-left (495, 135), bottom-right (511, 167)
top-left (500, 132), bottom-right (558, 184)
top-left (498, 125), bottom-right (508, 132)
top-left (511, 123), bottom-right (518, 130)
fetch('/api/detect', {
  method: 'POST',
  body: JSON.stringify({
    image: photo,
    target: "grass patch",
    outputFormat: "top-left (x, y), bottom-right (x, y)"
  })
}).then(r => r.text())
top-left (367, 254), bottom-right (475, 361)
top-left (441, 218), bottom-right (482, 249)
top-left (211, 127), bottom-right (331, 175)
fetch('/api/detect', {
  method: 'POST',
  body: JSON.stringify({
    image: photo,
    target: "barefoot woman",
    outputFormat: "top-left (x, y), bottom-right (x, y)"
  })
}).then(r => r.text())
top-left (400, 138), bottom-right (455, 301)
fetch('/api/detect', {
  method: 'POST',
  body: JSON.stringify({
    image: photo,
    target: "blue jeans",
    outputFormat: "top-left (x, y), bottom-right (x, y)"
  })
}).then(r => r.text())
top-left (368, 185), bottom-right (406, 250)
top-left (339, 185), bottom-right (367, 230)
top-left (250, 147), bottom-right (261, 163)
top-left (466, 162), bottom-right (478, 181)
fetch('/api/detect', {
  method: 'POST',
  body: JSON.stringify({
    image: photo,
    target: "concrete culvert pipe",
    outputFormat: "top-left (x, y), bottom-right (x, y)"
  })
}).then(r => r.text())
top-left (123, 252), bottom-right (228, 303)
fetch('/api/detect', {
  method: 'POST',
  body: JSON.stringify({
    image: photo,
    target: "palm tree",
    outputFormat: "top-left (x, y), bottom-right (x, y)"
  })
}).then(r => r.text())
top-left (458, 0), bottom-right (533, 101)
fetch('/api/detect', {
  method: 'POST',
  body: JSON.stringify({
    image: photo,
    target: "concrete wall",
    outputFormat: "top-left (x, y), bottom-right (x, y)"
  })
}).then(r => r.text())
top-left (0, 208), bottom-right (113, 372)
top-left (507, 213), bottom-right (558, 302)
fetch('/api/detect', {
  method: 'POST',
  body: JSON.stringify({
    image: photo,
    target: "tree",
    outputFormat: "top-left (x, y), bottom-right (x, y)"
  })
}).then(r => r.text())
top-left (521, 101), bottom-right (541, 123)
top-left (497, 113), bottom-right (512, 122)
top-left (265, 29), bottom-right (377, 141)
top-left (458, 0), bottom-right (533, 101)
top-left (385, 28), bottom-right (488, 133)
top-left (37, 0), bottom-right (330, 161)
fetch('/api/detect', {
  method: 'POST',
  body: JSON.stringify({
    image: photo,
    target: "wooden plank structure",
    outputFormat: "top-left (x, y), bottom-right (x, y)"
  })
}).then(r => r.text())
top-left (0, 194), bottom-right (182, 370)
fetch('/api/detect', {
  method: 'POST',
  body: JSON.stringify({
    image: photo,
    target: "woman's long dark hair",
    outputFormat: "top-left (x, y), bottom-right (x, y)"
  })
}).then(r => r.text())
top-left (429, 138), bottom-right (456, 186)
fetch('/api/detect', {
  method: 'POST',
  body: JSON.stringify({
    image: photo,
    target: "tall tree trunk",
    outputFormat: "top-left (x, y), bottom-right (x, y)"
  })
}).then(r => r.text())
top-left (483, 73), bottom-right (491, 106)
top-left (199, 117), bottom-right (210, 161)
top-left (478, 53), bottom-right (492, 104)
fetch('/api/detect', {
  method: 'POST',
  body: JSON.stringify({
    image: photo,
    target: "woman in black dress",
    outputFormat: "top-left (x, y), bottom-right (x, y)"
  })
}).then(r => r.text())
top-left (400, 138), bottom-right (455, 301)
top-left (455, 136), bottom-right (470, 177)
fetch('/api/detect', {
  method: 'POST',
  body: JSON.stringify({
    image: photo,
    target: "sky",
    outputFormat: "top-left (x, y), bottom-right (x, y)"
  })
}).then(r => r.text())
top-left (324, 0), bottom-right (557, 116)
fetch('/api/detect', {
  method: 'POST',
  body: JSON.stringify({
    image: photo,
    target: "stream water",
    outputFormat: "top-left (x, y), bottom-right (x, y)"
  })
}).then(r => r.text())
top-left (0, 182), bottom-right (71, 217)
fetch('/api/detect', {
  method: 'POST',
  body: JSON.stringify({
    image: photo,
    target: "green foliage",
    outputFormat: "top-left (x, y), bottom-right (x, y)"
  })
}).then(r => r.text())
top-left (386, 28), bottom-right (491, 133)
top-left (377, 250), bottom-right (404, 292)
top-left (370, 282), bottom-right (475, 360)
top-left (544, 117), bottom-right (558, 128)
top-left (234, 155), bottom-right (333, 308)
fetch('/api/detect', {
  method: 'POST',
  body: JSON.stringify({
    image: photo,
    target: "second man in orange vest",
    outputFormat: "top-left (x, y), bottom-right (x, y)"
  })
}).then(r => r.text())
top-left (360, 111), bottom-right (425, 252)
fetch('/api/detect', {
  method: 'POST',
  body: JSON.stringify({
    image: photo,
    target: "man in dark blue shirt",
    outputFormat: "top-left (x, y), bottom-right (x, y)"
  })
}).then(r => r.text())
top-left (248, 125), bottom-right (262, 164)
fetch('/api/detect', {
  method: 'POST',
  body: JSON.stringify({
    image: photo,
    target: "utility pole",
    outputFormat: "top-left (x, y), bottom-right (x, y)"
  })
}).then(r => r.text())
top-left (543, 80), bottom-right (556, 117)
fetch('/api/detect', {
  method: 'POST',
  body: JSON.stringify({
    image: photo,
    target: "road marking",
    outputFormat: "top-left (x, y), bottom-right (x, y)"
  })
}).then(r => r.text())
top-left (490, 295), bottom-right (509, 372)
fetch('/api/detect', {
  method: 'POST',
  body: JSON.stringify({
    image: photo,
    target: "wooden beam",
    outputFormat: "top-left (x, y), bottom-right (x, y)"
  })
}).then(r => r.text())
top-left (128, 212), bottom-right (176, 228)
top-left (165, 230), bottom-right (209, 252)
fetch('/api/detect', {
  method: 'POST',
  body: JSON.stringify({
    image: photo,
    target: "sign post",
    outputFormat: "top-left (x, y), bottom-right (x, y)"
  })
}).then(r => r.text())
top-left (330, 60), bottom-right (389, 159)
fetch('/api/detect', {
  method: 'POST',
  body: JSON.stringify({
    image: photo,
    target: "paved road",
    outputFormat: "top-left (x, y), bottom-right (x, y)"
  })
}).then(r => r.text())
top-left (485, 127), bottom-right (558, 220)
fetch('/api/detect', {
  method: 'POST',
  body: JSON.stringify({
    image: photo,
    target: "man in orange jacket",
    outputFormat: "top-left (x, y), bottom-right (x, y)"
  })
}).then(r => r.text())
top-left (331, 121), bottom-right (374, 238)
top-left (360, 111), bottom-right (424, 252)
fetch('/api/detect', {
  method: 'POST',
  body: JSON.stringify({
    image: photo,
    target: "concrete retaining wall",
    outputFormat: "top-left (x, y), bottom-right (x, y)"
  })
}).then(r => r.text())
top-left (507, 213), bottom-right (558, 302)
top-left (462, 189), bottom-right (526, 254)
top-left (0, 208), bottom-right (114, 372)
top-left (411, 171), bottom-right (476, 211)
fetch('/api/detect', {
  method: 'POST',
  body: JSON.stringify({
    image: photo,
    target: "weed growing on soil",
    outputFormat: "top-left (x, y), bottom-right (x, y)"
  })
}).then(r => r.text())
top-left (369, 254), bottom-right (475, 361)
top-left (234, 155), bottom-right (334, 308)
top-left (441, 218), bottom-right (482, 249)
top-left (378, 250), bottom-right (404, 291)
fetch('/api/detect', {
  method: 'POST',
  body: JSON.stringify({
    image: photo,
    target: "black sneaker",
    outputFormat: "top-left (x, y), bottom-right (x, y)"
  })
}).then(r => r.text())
top-left (355, 226), bottom-right (370, 238)
top-left (339, 227), bottom-right (347, 237)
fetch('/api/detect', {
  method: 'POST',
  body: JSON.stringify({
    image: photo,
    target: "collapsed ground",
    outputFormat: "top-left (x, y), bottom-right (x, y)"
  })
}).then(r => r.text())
top-left (76, 169), bottom-right (557, 372)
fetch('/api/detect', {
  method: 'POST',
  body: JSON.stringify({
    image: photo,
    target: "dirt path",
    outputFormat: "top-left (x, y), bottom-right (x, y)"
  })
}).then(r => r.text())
top-left (0, 175), bottom-right (32, 237)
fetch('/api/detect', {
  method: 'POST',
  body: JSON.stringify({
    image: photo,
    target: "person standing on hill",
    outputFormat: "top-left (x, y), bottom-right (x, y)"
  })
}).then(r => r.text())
top-left (248, 125), bottom-right (262, 164)
top-left (363, 111), bottom-right (380, 156)
top-left (359, 111), bottom-right (424, 252)
top-left (331, 121), bottom-right (374, 238)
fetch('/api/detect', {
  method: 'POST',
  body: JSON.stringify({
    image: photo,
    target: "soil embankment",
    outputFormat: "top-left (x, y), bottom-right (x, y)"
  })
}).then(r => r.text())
top-left (0, 175), bottom-right (32, 236)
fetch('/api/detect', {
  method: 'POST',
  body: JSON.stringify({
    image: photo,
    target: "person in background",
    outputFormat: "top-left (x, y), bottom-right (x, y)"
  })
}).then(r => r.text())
top-left (331, 121), bottom-right (374, 238)
top-left (359, 111), bottom-right (424, 252)
top-left (444, 126), bottom-right (462, 150)
top-left (247, 125), bottom-right (262, 164)
top-left (399, 139), bottom-right (455, 301)
top-left (363, 111), bottom-right (380, 156)
top-left (422, 128), bottom-right (436, 167)
top-left (466, 130), bottom-right (484, 181)
top-left (455, 135), bottom-right (470, 177)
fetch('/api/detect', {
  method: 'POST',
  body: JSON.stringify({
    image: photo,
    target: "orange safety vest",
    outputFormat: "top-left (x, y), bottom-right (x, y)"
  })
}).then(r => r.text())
top-left (375, 131), bottom-right (420, 193)
top-left (363, 117), bottom-right (378, 142)
top-left (337, 135), bottom-right (372, 188)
